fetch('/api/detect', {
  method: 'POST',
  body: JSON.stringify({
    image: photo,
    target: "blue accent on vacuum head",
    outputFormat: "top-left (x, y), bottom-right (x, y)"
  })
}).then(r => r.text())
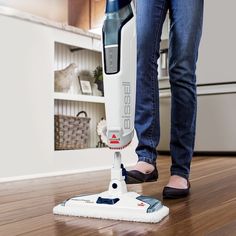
top-left (136, 196), bottom-right (163, 213)
top-left (96, 197), bottom-right (120, 205)
top-left (106, 0), bottom-right (132, 13)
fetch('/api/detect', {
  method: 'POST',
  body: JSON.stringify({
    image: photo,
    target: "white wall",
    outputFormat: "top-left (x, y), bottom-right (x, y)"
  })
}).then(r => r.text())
top-left (0, 0), bottom-right (67, 22)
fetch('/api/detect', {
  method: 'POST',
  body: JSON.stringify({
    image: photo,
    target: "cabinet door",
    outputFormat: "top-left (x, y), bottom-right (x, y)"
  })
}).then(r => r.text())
top-left (68, 0), bottom-right (90, 30)
top-left (90, 0), bottom-right (106, 29)
top-left (158, 91), bottom-right (236, 152)
top-left (197, 0), bottom-right (236, 85)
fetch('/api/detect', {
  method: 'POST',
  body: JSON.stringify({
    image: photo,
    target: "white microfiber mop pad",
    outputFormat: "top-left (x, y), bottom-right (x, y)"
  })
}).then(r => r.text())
top-left (53, 192), bottom-right (169, 223)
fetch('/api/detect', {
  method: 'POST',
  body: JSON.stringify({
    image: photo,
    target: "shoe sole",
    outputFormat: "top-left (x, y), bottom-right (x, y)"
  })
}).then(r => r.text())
top-left (126, 176), bottom-right (158, 184)
top-left (163, 192), bottom-right (190, 199)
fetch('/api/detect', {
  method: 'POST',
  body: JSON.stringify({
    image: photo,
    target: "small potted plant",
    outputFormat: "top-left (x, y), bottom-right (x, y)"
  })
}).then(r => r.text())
top-left (93, 66), bottom-right (104, 96)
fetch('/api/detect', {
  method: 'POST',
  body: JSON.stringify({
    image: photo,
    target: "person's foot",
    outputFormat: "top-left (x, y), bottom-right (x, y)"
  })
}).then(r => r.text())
top-left (133, 161), bottom-right (155, 174)
top-left (163, 175), bottom-right (190, 199)
top-left (124, 161), bottom-right (158, 184)
top-left (166, 175), bottom-right (188, 189)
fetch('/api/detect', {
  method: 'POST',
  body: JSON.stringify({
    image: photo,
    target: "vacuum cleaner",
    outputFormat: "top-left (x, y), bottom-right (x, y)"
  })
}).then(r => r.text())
top-left (53, 0), bottom-right (169, 223)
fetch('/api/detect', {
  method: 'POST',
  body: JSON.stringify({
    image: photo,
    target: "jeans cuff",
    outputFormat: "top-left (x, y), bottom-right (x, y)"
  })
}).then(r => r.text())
top-left (138, 156), bottom-right (156, 166)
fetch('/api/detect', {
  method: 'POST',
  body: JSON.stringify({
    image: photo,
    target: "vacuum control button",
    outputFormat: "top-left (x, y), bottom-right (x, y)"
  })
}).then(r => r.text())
top-left (105, 46), bottom-right (119, 74)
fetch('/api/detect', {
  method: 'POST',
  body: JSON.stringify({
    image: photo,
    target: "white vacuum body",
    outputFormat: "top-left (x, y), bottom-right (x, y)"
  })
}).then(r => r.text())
top-left (53, 0), bottom-right (169, 223)
top-left (101, 0), bottom-right (136, 149)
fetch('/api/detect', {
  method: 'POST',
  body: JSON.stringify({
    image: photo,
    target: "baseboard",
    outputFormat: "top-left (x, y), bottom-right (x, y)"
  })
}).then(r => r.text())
top-left (0, 162), bottom-right (137, 183)
top-left (158, 150), bottom-right (236, 156)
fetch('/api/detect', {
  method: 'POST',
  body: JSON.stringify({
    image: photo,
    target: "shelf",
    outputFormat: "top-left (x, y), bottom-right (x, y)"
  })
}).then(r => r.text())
top-left (54, 92), bottom-right (105, 103)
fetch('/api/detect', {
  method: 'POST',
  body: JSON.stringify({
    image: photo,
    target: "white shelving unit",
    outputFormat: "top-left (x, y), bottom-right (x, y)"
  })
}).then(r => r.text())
top-left (54, 92), bottom-right (105, 103)
top-left (53, 41), bottom-right (106, 149)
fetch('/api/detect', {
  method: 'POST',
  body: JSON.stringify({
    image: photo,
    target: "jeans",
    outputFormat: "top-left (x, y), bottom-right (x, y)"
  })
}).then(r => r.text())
top-left (135, 0), bottom-right (204, 180)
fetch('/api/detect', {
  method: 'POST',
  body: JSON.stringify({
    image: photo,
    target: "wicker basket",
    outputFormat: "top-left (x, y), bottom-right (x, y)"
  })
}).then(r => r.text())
top-left (54, 111), bottom-right (91, 150)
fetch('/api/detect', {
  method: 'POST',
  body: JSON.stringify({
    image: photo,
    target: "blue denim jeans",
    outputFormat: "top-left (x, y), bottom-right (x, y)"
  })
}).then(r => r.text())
top-left (135, 0), bottom-right (204, 180)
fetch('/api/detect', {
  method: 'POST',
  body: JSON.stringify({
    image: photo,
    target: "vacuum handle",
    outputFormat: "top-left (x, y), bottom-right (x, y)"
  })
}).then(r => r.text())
top-left (105, 0), bottom-right (132, 13)
top-left (103, 0), bottom-right (134, 74)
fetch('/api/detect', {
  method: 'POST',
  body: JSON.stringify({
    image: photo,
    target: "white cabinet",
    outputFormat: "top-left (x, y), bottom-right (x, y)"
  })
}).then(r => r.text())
top-left (195, 93), bottom-right (236, 152)
top-left (158, 0), bottom-right (236, 153)
top-left (197, 0), bottom-right (236, 85)
top-left (158, 87), bottom-right (236, 152)
top-left (0, 15), bottom-right (54, 178)
top-left (159, 0), bottom-right (236, 86)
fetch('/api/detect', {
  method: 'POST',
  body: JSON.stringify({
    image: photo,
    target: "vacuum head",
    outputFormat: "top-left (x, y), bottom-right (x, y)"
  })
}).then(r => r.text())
top-left (53, 191), bottom-right (169, 223)
top-left (53, 152), bottom-right (169, 223)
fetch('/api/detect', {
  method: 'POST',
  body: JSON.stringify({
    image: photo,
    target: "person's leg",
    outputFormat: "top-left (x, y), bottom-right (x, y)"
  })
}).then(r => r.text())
top-left (168, 0), bottom-right (204, 186)
top-left (133, 0), bottom-right (168, 174)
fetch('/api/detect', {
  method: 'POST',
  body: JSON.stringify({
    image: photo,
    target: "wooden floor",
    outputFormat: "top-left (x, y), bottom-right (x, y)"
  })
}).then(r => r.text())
top-left (0, 156), bottom-right (236, 236)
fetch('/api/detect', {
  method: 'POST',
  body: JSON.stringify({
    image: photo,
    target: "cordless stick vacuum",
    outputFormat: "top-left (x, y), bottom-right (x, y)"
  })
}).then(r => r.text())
top-left (53, 0), bottom-right (169, 223)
